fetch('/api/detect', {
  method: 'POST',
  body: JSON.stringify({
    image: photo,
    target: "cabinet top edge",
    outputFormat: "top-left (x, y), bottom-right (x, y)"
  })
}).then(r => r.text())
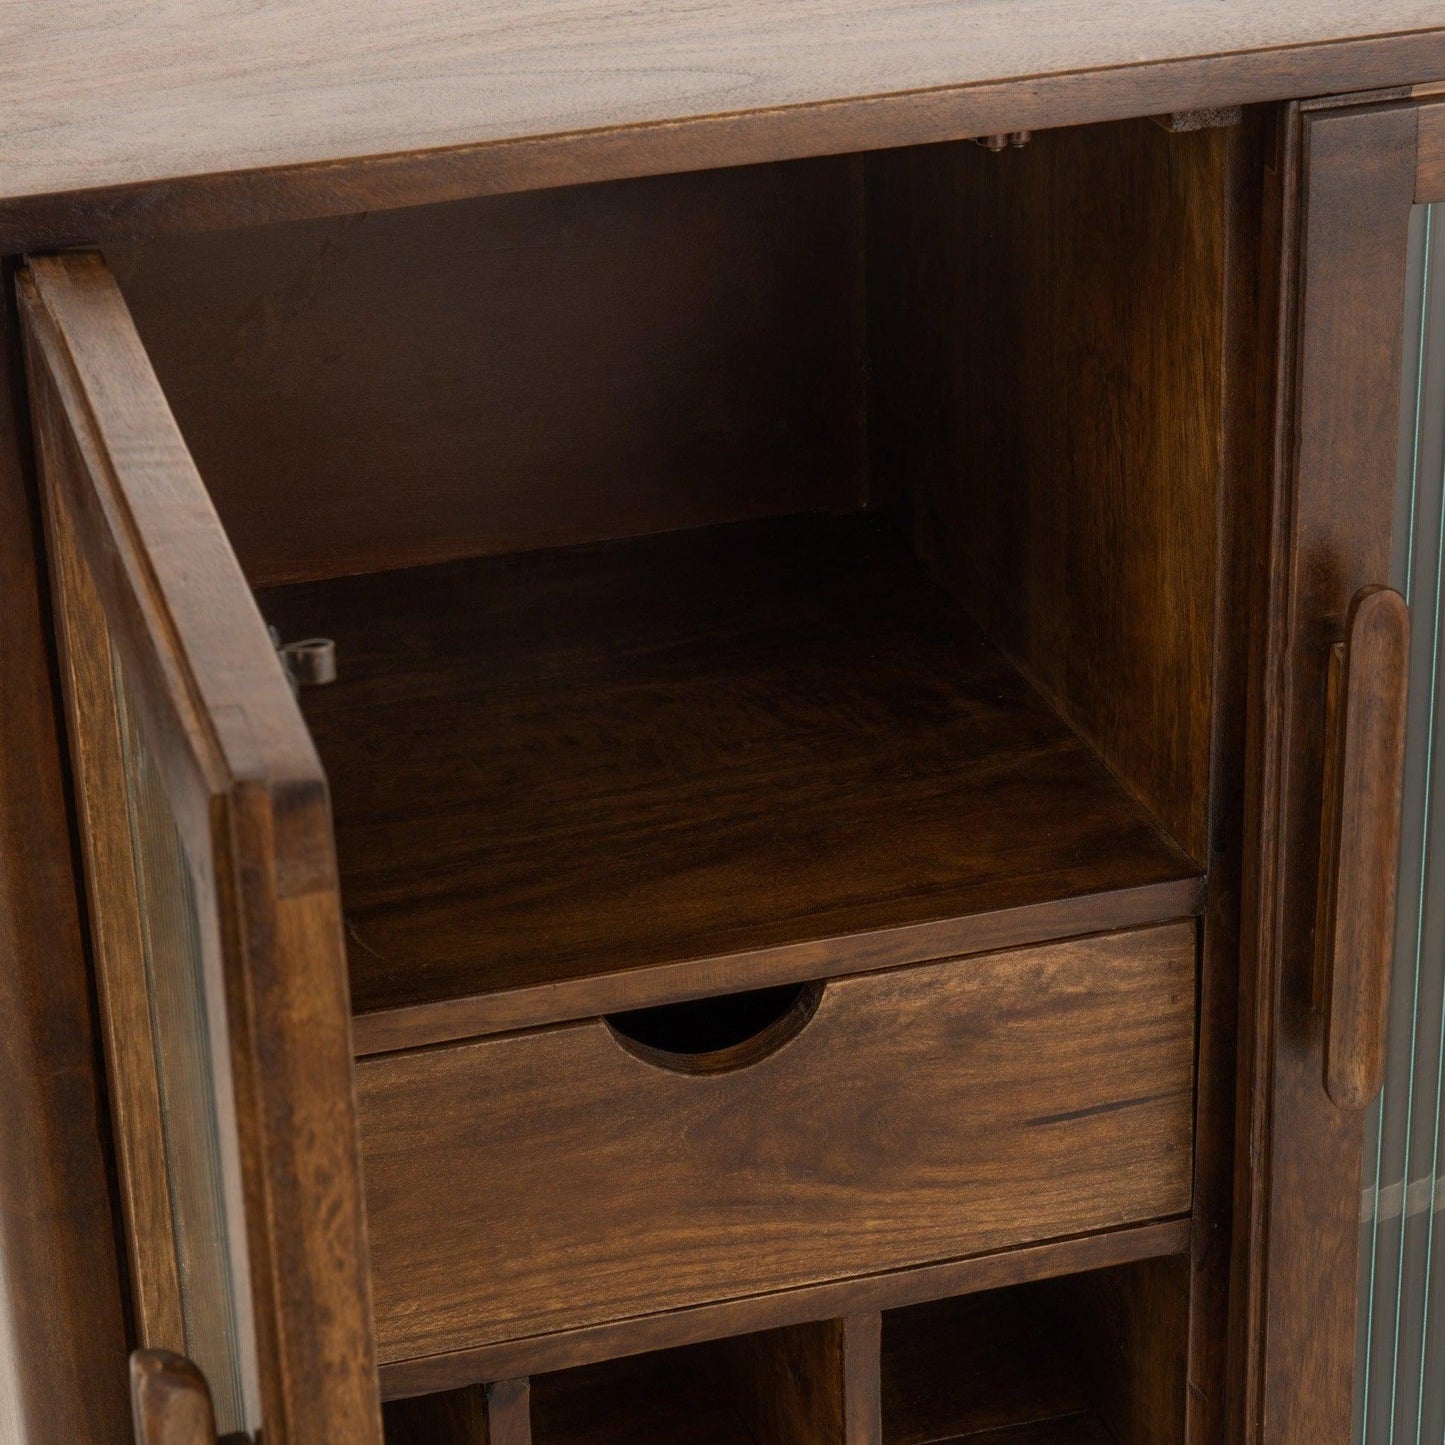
top-left (3, 9), bottom-right (1444, 246)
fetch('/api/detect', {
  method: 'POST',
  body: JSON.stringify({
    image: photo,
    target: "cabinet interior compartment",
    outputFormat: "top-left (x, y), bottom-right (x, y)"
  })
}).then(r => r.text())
top-left (92, 103), bottom-right (1227, 1436)
top-left (882, 1262), bottom-right (1190, 1444)
top-left (102, 115), bottom-right (1228, 1047)
top-left (378, 1261), bottom-right (1188, 1442)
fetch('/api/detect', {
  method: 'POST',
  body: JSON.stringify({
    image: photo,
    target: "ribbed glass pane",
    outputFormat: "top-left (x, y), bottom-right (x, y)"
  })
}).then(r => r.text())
top-left (1356, 202), bottom-right (1445, 1445)
top-left (112, 649), bottom-right (248, 1435)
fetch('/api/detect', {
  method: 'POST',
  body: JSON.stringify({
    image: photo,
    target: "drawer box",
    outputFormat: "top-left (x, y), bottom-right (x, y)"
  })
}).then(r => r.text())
top-left (358, 921), bottom-right (1196, 1365)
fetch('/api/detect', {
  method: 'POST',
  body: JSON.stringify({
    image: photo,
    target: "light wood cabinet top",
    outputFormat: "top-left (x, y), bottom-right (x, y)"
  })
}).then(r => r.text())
top-left (5, 1), bottom-right (1444, 239)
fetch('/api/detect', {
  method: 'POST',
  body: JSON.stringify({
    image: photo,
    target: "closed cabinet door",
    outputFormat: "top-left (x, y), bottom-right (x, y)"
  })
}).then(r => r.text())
top-left (18, 254), bottom-right (383, 1445)
top-left (1240, 94), bottom-right (1445, 1445)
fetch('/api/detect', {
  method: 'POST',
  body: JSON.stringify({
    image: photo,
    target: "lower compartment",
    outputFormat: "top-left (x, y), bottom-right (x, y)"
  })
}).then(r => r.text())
top-left (382, 1260), bottom-right (1186, 1443)
top-left (358, 923), bottom-right (1196, 1365)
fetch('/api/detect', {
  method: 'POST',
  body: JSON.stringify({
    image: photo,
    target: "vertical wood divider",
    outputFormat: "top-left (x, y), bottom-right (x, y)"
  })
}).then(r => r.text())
top-left (382, 1378), bottom-right (531, 1445)
top-left (486, 1379), bottom-right (533, 1445)
top-left (719, 1313), bottom-right (883, 1444)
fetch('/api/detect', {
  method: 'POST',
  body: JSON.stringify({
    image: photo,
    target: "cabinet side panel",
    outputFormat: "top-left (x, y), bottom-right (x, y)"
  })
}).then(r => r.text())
top-left (867, 118), bottom-right (1227, 864)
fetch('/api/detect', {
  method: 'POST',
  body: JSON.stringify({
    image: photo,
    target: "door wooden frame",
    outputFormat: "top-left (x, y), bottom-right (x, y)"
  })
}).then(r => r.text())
top-left (1234, 95), bottom-right (1424, 1445)
top-left (19, 253), bottom-right (383, 1445)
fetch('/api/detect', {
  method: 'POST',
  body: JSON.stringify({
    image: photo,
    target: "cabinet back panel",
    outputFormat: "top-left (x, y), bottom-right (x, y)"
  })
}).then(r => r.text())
top-left (105, 158), bottom-right (868, 585)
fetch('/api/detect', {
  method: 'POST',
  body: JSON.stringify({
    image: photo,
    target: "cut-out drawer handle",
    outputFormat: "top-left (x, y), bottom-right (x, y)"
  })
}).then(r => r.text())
top-left (1316, 586), bottom-right (1410, 1110)
top-left (606, 981), bottom-right (823, 1075)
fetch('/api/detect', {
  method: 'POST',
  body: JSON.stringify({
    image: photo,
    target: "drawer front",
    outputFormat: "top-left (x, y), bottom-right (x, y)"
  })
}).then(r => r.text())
top-left (360, 922), bottom-right (1196, 1363)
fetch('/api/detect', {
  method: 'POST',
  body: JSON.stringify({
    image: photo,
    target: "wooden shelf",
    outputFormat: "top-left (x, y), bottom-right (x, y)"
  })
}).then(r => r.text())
top-left (260, 513), bottom-right (1202, 1051)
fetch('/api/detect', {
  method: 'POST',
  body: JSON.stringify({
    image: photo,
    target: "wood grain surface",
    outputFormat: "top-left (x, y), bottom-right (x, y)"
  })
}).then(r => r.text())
top-left (884, 1288), bottom-right (1092, 1444)
top-left (1232, 100), bottom-right (1421, 1445)
top-left (1419, 98), bottom-right (1445, 201)
top-left (395, 1280), bottom-right (1136, 1444)
top-left (1048, 1256), bottom-right (1189, 1445)
top-left (1181, 107), bottom-right (1278, 1445)
top-left (0, 265), bottom-right (132, 1445)
top-left (2, 3), bottom-right (1443, 246)
top-left (383, 1385), bottom-right (493, 1445)
top-left (1316, 588), bottom-right (1411, 1109)
top-left (868, 118), bottom-right (1226, 864)
top-left (130, 1351), bottom-right (225, 1445)
top-left (42, 440), bottom-right (186, 1351)
top-left (19, 251), bottom-right (384, 1445)
top-left (359, 924), bottom-right (1195, 1364)
top-left (719, 1314), bottom-right (881, 1445)
top-left (259, 515), bottom-right (1202, 1042)
top-left (529, 1341), bottom-right (757, 1445)
top-left (378, 1219), bottom-right (1190, 1399)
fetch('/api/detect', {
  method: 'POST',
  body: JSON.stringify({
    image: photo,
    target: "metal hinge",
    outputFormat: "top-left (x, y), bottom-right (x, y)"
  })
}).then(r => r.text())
top-left (976, 130), bottom-right (1033, 152)
top-left (269, 626), bottom-right (337, 693)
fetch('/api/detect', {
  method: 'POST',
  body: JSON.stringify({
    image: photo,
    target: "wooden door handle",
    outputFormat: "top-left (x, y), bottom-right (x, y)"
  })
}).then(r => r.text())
top-left (130, 1350), bottom-right (250, 1445)
top-left (1316, 586), bottom-right (1410, 1110)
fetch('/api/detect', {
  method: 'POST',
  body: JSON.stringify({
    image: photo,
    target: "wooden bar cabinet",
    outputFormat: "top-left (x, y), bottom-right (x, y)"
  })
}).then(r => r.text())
top-left (1, 7), bottom-right (1444, 1444)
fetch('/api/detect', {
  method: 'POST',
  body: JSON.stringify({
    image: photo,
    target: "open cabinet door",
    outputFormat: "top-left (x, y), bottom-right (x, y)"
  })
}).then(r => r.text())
top-left (17, 253), bottom-right (383, 1444)
top-left (1238, 96), bottom-right (1444, 1444)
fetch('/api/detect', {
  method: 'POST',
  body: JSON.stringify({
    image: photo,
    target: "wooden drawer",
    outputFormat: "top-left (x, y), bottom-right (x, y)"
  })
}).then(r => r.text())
top-left (358, 921), bottom-right (1195, 1365)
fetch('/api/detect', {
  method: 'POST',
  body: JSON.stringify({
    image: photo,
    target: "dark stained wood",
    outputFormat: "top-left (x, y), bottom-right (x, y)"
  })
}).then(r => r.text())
top-left (385, 1379), bottom-right (530, 1445)
top-left (378, 1219), bottom-right (1190, 1399)
top-left (883, 1289), bottom-right (1089, 1443)
top-left (846, 1316), bottom-right (884, 1445)
top-left (882, 1285), bottom-right (1129, 1445)
top-left (870, 112), bottom-right (1266, 1445)
top-left (18, 251), bottom-right (383, 1445)
top-left (1048, 1256), bottom-right (1189, 1445)
top-left (359, 924), bottom-right (1195, 1369)
top-left (1316, 587), bottom-right (1411, 1109)
top-left (42, 394), bottom-right (185, 1352)
top-left (351, 876), bottom-right (1202, 1056)
top-left (867, 118), bottom-right (1226, 863)
top-left (719, 1314), bottom-right (881, 1445)
top-left (1, 10), bottom-right (1443, 247)
top-left (130, 1351), bottom-right (232, 1445)
top-left (1232, 99), bottom-right (1420, 1445)
top-left (529, 1342), bottom-right (755, 1445)
top-left (384, 1385), bottom-right (491, 1445)
top-left (258, 515), bottom-right (1203, 1048)
top-left (1182, 106), bottom-right (1280, 1445)
top-left (1418, 98), bottom-right (1445, 200)
top-left (486, 1381), bottom-right (533, 1445)
top-left (105, 161), bottom-right (867, 586)
top-left (936, 1424), bottom-right (1113, 1445)
top-left (0, 267), bottom-right (132, 1444)
top-left (509, 1297), bottom-right (1119, 1445)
